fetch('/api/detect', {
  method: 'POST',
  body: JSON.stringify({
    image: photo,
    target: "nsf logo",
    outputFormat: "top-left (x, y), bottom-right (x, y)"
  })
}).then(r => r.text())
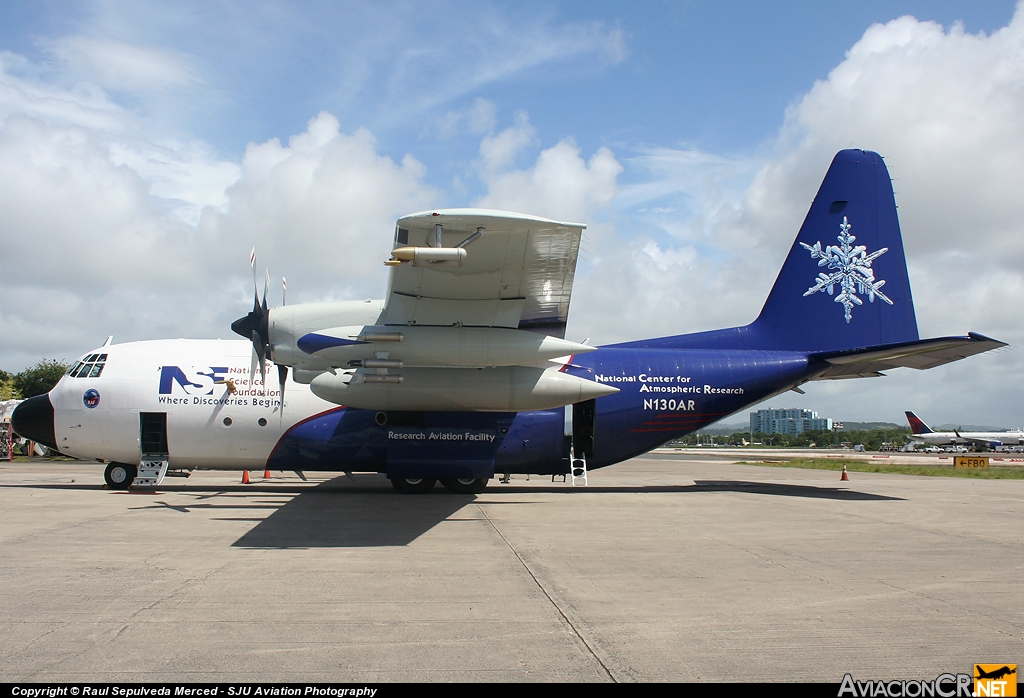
top-left (83, 389), bottom-right (100, 409)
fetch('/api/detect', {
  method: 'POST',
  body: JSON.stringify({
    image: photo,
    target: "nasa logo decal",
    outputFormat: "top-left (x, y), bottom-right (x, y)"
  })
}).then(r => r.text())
top-left (83, 389), bottom-right (100, 409)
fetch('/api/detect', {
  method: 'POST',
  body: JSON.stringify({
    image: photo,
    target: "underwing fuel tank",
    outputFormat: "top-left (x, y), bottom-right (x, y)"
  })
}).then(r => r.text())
top-left (274, 325), bottom-right (596, 370)
top-left (309, 366), bottom-right (619, 412)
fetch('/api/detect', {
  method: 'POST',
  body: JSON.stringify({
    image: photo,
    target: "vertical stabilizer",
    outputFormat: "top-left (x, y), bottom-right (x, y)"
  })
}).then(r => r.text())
top-left (905, 411), bottom-right (933, 434)
top-left (751, 150), bottom-right (918, 352)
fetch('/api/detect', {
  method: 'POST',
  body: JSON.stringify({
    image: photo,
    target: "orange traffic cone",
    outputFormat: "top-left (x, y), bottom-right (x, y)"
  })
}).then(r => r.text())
top-left (840, 465), bottom-right (849, 481)
top-left (263, 469), bottom-right (271, 480)
top-left (241, 470), bottom-right (250, 484)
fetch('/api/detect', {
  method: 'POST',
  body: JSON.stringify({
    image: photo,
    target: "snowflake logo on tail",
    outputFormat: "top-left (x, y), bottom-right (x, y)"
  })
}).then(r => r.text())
top-left (800, 216), bottom-right (893, 323)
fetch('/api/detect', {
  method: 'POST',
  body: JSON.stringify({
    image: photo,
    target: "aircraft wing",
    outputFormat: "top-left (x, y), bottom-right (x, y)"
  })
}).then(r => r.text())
top-left (378, 209), bottom-right (585, 338)
top-left (808, 333), bottom-right (1006, 380)
top-left (961, 437), bottom-right (1005, 448)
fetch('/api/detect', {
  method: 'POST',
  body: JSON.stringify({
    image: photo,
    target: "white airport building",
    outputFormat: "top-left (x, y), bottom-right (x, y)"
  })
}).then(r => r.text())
top-left (750, 408), bottom-right (833, 435)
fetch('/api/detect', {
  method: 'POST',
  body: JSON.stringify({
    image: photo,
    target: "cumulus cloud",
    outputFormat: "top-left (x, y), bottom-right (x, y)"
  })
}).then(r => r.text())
top-left (474, 112), bottom-right (622, 223)
top-left (477, 110), bottom-right (538, 173)
top-left (201, 112), bottom-right (435, 295)
top-left (0, 52), bottom-right (435, 370)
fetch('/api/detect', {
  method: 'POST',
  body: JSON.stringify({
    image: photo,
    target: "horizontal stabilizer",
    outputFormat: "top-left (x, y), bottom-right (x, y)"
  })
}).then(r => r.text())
top-left (809, 333), bottom-right (1005, 380)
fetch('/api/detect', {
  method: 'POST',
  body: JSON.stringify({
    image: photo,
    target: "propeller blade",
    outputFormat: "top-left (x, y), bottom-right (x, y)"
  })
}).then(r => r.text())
top-left (249, 342), bottom-right (259, 392)
top-left (277, 363), bottom-right (288, 417)
top-left (282, 277), bottom-right (287, 306)
top-left (233, 247), bottom-right (273, 395)
top-left (249, 247), bottom-right (258, 299)
top-left (253, 332), bottom-right (267, 392)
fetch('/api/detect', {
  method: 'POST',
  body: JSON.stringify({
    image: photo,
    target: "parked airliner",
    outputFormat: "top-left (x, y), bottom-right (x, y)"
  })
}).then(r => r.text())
top-left (12, 150), bottom-right (1004, 493)
top-left (905, 411), bottom-right (1023, 450)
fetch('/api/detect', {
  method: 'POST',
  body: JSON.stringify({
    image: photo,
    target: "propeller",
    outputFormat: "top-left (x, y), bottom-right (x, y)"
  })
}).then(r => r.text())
top-left (230, 249), bottom-right (288, 414)
top-left (231, 252), bottom-right (270, 390)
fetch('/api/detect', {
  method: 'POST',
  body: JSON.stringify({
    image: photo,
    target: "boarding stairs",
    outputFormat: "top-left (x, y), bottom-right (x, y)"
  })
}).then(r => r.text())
top-left (570, 450), bottom-right (588, 487)
top-left (133, 457), bottom-right (169, 487)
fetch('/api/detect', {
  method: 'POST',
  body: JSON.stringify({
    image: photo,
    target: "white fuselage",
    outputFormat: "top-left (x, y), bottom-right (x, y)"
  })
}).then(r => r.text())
top-left (912, 429), bottom-right (1024, 447)
top-left (52, 339), bottom-right (333, 470)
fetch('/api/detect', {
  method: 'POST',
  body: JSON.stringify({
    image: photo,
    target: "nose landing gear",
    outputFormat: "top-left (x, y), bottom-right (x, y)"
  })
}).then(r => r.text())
top-left (104, 462), bottom-right (137, 490)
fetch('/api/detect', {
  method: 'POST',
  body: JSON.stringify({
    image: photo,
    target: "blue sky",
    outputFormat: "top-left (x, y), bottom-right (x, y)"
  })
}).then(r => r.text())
top-left (1, 0), bottom-right (1022, 426)
top-left (3, 2), bottom-right (1015, 164)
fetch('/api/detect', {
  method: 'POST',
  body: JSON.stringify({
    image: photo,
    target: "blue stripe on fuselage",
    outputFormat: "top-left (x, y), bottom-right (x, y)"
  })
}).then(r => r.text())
top-left (267, 346), bottom-right (817, 475)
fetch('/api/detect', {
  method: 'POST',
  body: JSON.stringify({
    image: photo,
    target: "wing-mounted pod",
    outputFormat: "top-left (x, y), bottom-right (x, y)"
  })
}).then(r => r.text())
top-left (385, 223), bottom-right (481, 268)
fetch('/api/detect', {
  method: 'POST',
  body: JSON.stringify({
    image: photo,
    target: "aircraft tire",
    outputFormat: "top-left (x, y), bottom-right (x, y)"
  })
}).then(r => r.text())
top-left (440, 477), bottom-right (489, 494)
top-left (390, 477), bottom-right (436, 494)
top-left (104, 462), bottom-right (137, 490)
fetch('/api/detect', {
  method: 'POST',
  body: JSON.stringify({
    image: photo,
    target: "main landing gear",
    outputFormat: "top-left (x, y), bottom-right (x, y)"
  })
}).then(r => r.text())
top-left (439, 478), bottom-right (489, 494)
top-left (104, 462), bottom-right (137, 490)
top-left (389, 477), bottom-right (436, 494)
top-left (389, 477), bottom-right (490, 494)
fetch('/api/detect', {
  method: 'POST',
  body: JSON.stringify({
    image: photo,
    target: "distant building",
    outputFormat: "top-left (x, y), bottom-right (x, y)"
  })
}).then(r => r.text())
top-left (750, 408), bottom-right (833, 435)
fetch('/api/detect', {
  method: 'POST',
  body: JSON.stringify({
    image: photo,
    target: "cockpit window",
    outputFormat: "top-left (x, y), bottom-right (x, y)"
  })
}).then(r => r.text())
top-left (68, 353), bottom-right (107, 379)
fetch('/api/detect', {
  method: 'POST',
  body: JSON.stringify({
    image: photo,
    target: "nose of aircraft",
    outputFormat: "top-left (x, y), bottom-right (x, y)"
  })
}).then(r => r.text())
top-left (11, 394), bottom-right (58, 451)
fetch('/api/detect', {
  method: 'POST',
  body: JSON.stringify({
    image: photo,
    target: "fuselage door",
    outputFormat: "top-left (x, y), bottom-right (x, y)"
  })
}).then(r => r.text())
top-left (140, 412), bottom-right (169, 457)
top-left (572, 398), bottom-right (596, 459)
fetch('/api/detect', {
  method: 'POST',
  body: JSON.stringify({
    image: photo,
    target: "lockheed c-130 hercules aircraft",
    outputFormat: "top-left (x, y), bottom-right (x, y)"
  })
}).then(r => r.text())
top-left (12, 149), bottom-right (1004, 493)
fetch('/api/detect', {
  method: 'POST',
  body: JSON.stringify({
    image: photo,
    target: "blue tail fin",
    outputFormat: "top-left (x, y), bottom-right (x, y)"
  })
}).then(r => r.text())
top-left (905, 411), bottom-right (933, 434)
top-left (750, 149), bottom-right (918, 352)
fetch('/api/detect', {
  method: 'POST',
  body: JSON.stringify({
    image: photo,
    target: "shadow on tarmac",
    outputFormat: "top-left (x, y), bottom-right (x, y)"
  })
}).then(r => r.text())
top-left (233, 477), bottom-right (472, 548)
top-left (2, 475), bottom-right (901, 548)
top-left (230, 478), bottom-right (901, 548)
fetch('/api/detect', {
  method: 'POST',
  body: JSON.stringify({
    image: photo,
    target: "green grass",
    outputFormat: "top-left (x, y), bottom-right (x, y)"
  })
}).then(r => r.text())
top-left (737, 457), bottom-right (1024, 479)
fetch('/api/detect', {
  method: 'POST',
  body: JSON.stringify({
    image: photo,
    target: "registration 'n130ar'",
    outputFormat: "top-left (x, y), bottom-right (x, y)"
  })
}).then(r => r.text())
top-left (644, 398), bottom-right (695, 411)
